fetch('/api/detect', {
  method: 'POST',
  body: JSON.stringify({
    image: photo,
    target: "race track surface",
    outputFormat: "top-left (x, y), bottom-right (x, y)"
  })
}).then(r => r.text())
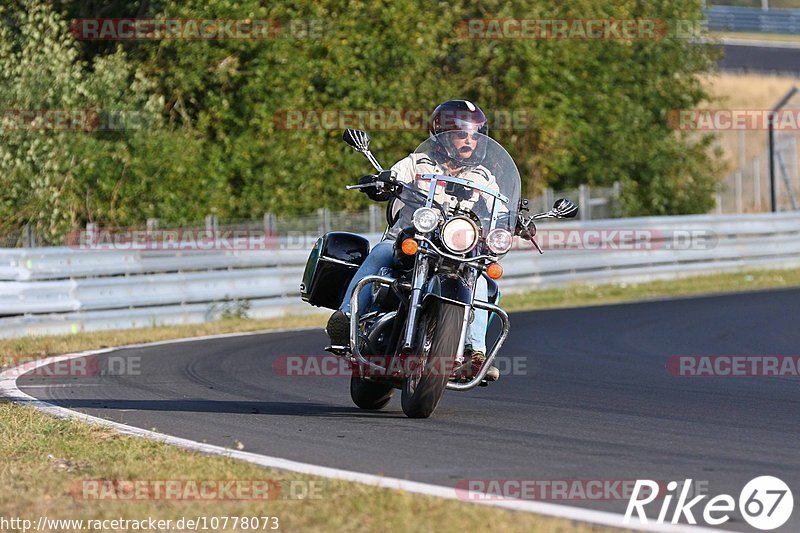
top-left (721, 43), bottom-right (800, 75)
top-left (18, 288), bottom-right (800, 531)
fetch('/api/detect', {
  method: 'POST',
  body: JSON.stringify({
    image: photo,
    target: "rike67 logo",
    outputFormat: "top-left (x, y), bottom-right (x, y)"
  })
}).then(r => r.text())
top-left (624, 476), bottom-right (793, 530)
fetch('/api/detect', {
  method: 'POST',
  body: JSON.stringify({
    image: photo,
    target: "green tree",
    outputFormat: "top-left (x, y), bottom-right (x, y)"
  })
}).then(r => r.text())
top-left (3, 0), bottom-right (723, 243)
top-left (140, 0), bottom-right (721, 218)
top-left (0, 0), bottom-right (221, 241)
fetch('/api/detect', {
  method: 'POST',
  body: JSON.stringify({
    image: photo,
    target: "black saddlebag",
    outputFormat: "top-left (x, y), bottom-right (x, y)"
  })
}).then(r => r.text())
top-left (300, 232), bottom-right (370, 310)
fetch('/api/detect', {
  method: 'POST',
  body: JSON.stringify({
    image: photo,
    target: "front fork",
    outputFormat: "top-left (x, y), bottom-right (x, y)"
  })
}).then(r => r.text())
top-left (348, 252), bottom-right (435, 369)
top-left (401, 254), bottom-right (429, 351)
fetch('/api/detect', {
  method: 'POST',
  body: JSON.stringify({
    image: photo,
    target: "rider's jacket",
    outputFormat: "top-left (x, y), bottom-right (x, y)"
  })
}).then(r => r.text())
top-left (385, 152), bottom-right (501, 240)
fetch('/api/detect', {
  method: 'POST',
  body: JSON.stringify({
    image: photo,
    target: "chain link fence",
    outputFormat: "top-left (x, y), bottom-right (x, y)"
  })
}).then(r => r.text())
top-left (714, 86), bottom-right (800, 214)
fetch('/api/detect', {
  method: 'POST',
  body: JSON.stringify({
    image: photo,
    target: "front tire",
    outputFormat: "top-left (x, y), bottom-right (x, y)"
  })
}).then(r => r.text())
top-left (401, 301), bottom-right (465, 418)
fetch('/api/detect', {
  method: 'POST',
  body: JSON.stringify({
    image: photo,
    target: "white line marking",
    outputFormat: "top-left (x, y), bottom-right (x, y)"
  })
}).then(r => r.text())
top-left (13, 384), bottom-right (102, 388)
top-left (0, 328), bottom-right (730, 533)
top-left (719, 37), bottom-right (800, 50)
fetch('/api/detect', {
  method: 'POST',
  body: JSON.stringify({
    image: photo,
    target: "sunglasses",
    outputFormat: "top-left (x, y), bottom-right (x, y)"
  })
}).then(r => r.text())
top-left (452, 131), bottom-right (480, 141)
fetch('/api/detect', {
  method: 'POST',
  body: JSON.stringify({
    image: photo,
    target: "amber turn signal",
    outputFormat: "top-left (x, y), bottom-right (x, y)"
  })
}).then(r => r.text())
top-left (401, 238), bottom-right (419, 255)
top-left (486, 262), bottom-right (503, 280)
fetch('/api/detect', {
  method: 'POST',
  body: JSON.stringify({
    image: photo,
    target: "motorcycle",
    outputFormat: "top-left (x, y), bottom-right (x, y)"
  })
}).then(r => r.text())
top-left (301, 128), bottom-right (578, 418)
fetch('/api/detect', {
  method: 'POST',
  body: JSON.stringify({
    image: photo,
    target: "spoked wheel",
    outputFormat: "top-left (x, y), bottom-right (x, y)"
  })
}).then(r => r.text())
top-left (350, 315), bottom-right (395, 410)
top-left (401, 301), bottom-right (464, 419)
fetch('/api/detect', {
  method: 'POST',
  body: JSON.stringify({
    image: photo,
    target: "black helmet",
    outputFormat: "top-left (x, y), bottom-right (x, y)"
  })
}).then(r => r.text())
top-left (428, 100), bottom-right (489, 167)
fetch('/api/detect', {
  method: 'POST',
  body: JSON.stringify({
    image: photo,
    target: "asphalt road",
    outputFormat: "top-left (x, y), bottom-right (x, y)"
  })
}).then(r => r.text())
top-left (721, 43), bottom-right (800, 75)
top-left (18, 288), bottom-right (800, 531)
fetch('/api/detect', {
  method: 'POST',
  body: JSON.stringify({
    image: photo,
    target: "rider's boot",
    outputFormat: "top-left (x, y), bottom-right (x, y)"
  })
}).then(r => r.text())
top-left (466, 349), bottom-right (499, 382)
top-left (326, 310), bottom-right (351, 350)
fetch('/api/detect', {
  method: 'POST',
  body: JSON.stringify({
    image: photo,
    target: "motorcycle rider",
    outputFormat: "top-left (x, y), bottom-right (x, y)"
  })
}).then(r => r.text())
top-left (327, 100), bottom-right (500, 381)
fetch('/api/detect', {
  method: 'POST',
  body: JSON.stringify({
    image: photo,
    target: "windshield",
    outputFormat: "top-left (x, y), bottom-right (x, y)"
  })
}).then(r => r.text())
top-left (393, 132), bottom-right (521, 240)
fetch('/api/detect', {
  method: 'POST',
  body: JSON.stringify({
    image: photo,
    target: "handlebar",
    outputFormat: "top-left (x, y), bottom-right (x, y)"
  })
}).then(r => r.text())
top-left (345, 182), bottom-right (381, 190)
top-left (346, 172), bottom-right (449, 218)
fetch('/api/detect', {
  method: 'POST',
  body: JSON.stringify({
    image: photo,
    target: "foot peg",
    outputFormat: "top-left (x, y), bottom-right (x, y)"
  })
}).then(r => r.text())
top-left (324, 345), bottom-right (350, 357)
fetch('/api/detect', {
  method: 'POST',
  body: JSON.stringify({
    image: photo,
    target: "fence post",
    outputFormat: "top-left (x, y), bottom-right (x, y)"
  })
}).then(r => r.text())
top-left (368, 204), bottom-right (381, 234)
top-left (146, 218), bottom-right (159, 232)
top-left (769, 117), bottom-right (776, 212)
top-left (85, 222), bottom-right (98, 247)
top-left (735, 170), bottom-right (743, 213)
top-left (205, 214), bottom-right (218, 233)
top-left (714, 184), bottom-right (723, 215)
top-left (753, 157), bottom-right (761, 211)
top-left (793, 137), bottom-right (799, 195)
top-left (578, 184), bottom-right (589, 220)
top-left (610, 181), bottom-right (622, 217)
top-left (738, 130), bottom-right (746, 175)
top-left (263, 212), bottom-right (277, 236)
top-left (543, 187), bottom-right (554, 213)
top-left (22, 224), bottom-right (35, 248)
top-left (318, 208), bottom-right (331, 234)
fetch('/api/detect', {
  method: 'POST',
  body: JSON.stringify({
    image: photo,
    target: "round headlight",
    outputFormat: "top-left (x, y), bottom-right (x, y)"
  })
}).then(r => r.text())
top-left (412, 207), bottom-right (440, 233)
top-left (486, 228), bottom-right (513, 254)
top-left (441, 217), bottom-right (479, 254)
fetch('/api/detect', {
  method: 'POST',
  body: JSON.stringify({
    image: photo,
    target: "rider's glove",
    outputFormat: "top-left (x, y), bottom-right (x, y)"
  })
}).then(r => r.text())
top-left (359, 175), bottom-right (392, 202)
top-left (515, 216), bottom-right (543, 253)
top-left (515, 216), bottom-right (535, 241)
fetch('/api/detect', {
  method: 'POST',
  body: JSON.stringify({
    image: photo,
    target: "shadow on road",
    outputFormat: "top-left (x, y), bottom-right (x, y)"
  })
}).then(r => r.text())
top-left (18, 397), bottom-right (407, 418)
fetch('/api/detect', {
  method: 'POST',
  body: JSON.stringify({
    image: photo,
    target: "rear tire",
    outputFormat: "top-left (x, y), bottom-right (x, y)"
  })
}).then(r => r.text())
top-left (350, 315), bottom-right (395, 410)
top-left (401, 301), bottom-right (464, 419)
top-left (350, 373), bottom-right (394, 410)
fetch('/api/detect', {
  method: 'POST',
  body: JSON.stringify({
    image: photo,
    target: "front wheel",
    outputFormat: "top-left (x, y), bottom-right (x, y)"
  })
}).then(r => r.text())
top-left (401, 301), bottom-right (465, 418)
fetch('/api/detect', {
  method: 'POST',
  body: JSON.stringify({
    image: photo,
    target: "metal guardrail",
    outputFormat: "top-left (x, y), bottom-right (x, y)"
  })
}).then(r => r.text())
top-left (707, 6), bottom-right (800, 34)
top-left (1, 213), bottom-right (799, 339)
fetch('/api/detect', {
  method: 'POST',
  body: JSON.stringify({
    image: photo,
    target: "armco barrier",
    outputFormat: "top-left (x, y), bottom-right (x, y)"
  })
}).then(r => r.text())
top-left (707, 6), bottom-right (800, 35)
top-left (0, 213), bottom-right (799, 338)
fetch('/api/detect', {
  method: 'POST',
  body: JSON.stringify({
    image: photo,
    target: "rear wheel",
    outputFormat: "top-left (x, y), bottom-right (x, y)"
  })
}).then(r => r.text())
top-left (401, 301), bottom-right (465, 418)
top-left (349, 374), bottom-right (394, 410)
top-left (350, 315), bottom-right (395, 410)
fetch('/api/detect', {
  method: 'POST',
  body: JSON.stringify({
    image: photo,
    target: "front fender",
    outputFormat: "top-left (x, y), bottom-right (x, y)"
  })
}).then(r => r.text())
top-left (424, 274), bottom-right (473, 307)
